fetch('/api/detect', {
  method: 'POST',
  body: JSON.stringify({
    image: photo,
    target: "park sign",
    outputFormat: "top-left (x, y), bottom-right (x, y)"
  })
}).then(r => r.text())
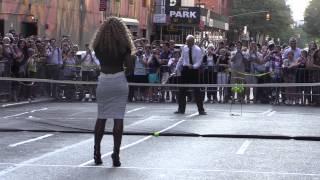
top-left (166, 7), bottom-right (200, 25)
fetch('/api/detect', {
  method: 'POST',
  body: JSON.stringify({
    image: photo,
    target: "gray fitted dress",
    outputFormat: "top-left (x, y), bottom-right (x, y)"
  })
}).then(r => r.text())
top-left (96, 71), bottom-right (128, 119)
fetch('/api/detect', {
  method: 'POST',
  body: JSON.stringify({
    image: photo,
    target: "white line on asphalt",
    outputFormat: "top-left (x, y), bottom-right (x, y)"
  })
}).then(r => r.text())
top-left (0, 138), bottom-right (94, 177)
top-left (69, 111), bottom-right (87, 117)
top-left (1, 102), bottom-right (29, 108)
top-left (2, 107), bottom-right (48, 119)
top-left (126, 116), bottom-right (155, 128)
top-left (0, 163), bottom-right (319, 177)
top-left (267, 111), bottom-right (276, 117)
top-left (236, 140), bottom-right (251, 155)
top-left (3, 112), bottom-right (29, 119)
top-left (126, 107), bottom-right (146, 114)
top-left (79, 119), bottom-right (187, 167)
top-left (30, 108), bottom-right (48, 113)
top-left (8, 134), bottom-right (54, 148)
top-left (79, 136), bottom-right (153, 167)
top-left (186, 112), bottom-right (199, 118)
top-left (261, 109), bottom-right (273, 115)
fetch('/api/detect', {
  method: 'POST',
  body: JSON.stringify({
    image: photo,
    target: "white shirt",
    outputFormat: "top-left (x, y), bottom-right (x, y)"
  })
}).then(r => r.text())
top-left (282, 47), bottom-right (301, 61)
top-left (134, 56), bottom-right (147, 75)
top-left (175, 45), bottom-right (203, 71)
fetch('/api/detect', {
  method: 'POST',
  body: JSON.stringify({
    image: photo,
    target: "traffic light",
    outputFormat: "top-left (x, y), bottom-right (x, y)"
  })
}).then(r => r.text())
top-left (266, 13), bottom-right (271, 21)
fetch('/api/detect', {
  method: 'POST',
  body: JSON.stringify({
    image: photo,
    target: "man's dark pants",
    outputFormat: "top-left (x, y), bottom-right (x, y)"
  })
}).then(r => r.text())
top-left (177, 67), bottom-right (205, 113)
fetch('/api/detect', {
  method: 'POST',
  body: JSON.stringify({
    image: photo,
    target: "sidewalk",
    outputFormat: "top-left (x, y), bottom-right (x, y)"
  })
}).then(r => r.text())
top-left (0, 97), bottom-right (54, 108)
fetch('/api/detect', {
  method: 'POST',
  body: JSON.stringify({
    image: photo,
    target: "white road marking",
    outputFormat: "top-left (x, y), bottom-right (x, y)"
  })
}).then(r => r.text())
top-left (236, 140), bottom-right (251, 155)
top-left (79, 119), bottom-right (186, 167)
top-left (0, 116), bottom-right (187, 174)
top-left (0, 163), bottom-right (319, 177)
top-left (267, 111), bottom-right (276, 117)
top-left (30, 108), bottom-right (48, 113)
top-left (69, 111), bottom-right (87, 117)
top-left (9, 134), bottom-right (54, 147)
top-left (186, 112), bottom-right (199, 118)
top-left (3, 112), bottom-right (29, 119)
top-left (1, 102), bottom-right (29, 108)
top-left (261, 109), bottom-right (272, 115)
top-left (2, 107), bottom-right (48, 119)
top-left (126, 107), bottom-right (146, 114)
top-left (0, 138), bottom-right (94, 177)
top-left (126, 116), bottom-right (155, 128)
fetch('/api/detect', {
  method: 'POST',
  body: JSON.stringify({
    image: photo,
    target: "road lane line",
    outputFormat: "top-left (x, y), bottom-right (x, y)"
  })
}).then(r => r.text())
top-left (30, 108), bottom-right (48, 113)
top-left (267, 111), bottom-right (276, 117)
top-left (0, 138), bottom-right (94, 177)
top-left (79, 119), bottom-right (186, 167)
top-left (186, 112), bottom-right (199, 118)
top-left (261, 109), bottom-right (272, 115)
top-left (236, 140), bottom-right (251, 155)
top-left (9, 134), bottom-right (54, 148)
top-left (126, 107), bottom-right (146, 114)
top-left (2, 107), bottom-right (48, 119)
top-left (0, 163), bottom-right (319, 177)
top-left (3, 112), bottom-right (29, 119)
top-left (1, 102), bottom-right (30, 108)
top-left (126, 116), bottom-right (155, 128)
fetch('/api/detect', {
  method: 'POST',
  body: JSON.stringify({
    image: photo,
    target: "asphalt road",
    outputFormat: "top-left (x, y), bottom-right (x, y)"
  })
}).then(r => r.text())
top-left (0, 102), bottom-right (319, 180)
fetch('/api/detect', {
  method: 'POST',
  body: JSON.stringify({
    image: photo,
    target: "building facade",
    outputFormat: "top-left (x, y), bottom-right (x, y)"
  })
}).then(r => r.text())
top-left (152, 0), bottom-right (231, 44)
top-left (0, 0), bottom-right (154, 49)
top-left (198, 0), bottom-right (231, 16)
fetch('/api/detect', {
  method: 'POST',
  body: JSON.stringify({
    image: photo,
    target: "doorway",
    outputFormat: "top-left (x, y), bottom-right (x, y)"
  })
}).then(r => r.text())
top-left (21, 22), bottom-right (38, 37)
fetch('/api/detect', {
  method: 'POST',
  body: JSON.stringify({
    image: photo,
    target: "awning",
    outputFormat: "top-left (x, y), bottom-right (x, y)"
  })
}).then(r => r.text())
top-left (121, 17), bottom-right (139, 26)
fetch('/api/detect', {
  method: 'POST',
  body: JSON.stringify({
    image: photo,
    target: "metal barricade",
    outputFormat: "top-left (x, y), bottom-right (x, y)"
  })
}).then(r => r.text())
top-left (0, 60), bottom-right (11, 101)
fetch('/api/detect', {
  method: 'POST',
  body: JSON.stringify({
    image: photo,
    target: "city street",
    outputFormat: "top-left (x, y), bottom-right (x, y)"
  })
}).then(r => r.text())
top-left (0, 102), bottom-right (319, 180)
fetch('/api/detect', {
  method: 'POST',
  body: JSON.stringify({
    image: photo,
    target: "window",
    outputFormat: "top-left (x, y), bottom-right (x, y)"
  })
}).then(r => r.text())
top-left (142, 0), bottom-right (147, 7)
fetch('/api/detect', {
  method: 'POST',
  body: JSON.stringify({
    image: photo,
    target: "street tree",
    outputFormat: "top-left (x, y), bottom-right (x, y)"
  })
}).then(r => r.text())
top-left (304, 0), bottom-right (320, 40)
top-left (229, 0), bottom-right (293, 44)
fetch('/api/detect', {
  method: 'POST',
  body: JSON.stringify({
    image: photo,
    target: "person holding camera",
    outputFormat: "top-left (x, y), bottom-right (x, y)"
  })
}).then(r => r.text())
top-left (81, 44), bottom-right (100, 102)
top-left (133, 48), bottom-right (148, 101)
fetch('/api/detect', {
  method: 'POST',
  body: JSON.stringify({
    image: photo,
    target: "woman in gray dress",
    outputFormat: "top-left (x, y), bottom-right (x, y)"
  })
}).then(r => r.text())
top-left (91, 17), bottom-right (135, 167)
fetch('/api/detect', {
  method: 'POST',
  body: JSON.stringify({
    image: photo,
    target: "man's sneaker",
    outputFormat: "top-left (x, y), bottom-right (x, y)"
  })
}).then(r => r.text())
top-left (174, 111), bottom-right (185, 114)
top-left (199, 111), bottom-right (207, 115)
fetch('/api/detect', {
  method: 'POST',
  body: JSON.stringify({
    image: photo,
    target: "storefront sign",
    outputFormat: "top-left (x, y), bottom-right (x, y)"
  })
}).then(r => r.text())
top-left (99, 0), bottom-right (107, 11)
top-left (166, 0), bottom-right (181, 7)
top-left (153, 14), bottom-right (167, 24)
top-left (166, 7), bottom-right (200, 24)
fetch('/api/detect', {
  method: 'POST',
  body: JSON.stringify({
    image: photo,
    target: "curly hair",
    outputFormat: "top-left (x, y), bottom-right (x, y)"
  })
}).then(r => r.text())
top-left (91, 17), bottom-right (135, 62)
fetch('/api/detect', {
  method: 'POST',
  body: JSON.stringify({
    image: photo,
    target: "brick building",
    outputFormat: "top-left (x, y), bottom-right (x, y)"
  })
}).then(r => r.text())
top-left (152, 0), bottom-right (231, 44)
top-left (0, 0), bottom-right (154, 49)
top-left (197, 0), bottom-right (231, 16)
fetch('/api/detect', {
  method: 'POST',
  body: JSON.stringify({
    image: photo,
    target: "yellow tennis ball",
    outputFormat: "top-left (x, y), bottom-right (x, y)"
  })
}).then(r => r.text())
top-left (153, 132), bottom-right (160, 137)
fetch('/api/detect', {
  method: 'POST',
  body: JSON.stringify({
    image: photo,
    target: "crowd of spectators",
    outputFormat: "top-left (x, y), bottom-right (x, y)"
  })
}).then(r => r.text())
top-left (0, 30), bottom-right (319, 106)
top-left (127, 37), bottom-right (320, 106)
top-left (0, 30), bottom-right (100, 102)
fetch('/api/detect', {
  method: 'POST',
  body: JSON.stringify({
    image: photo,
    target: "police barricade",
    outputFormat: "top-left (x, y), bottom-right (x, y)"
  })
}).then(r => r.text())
top-left (0, 60), bottom-right (11, 102)
top-left (1, 65), bottom-right (319, 106)
top-left (195, 65), bottom-right (320, 105)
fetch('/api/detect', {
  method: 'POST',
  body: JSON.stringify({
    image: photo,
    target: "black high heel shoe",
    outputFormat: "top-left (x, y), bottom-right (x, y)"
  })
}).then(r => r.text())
top-left (94, 147), bottom-right (103, 165)
top-left (111, 153), bottom-right (121, 167)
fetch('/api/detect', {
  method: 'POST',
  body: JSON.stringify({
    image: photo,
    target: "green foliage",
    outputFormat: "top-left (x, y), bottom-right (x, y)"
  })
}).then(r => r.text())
top-left (230, 0), bottom-right (293, 43)
top-left (304, 0), bottom-right (320, 38)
